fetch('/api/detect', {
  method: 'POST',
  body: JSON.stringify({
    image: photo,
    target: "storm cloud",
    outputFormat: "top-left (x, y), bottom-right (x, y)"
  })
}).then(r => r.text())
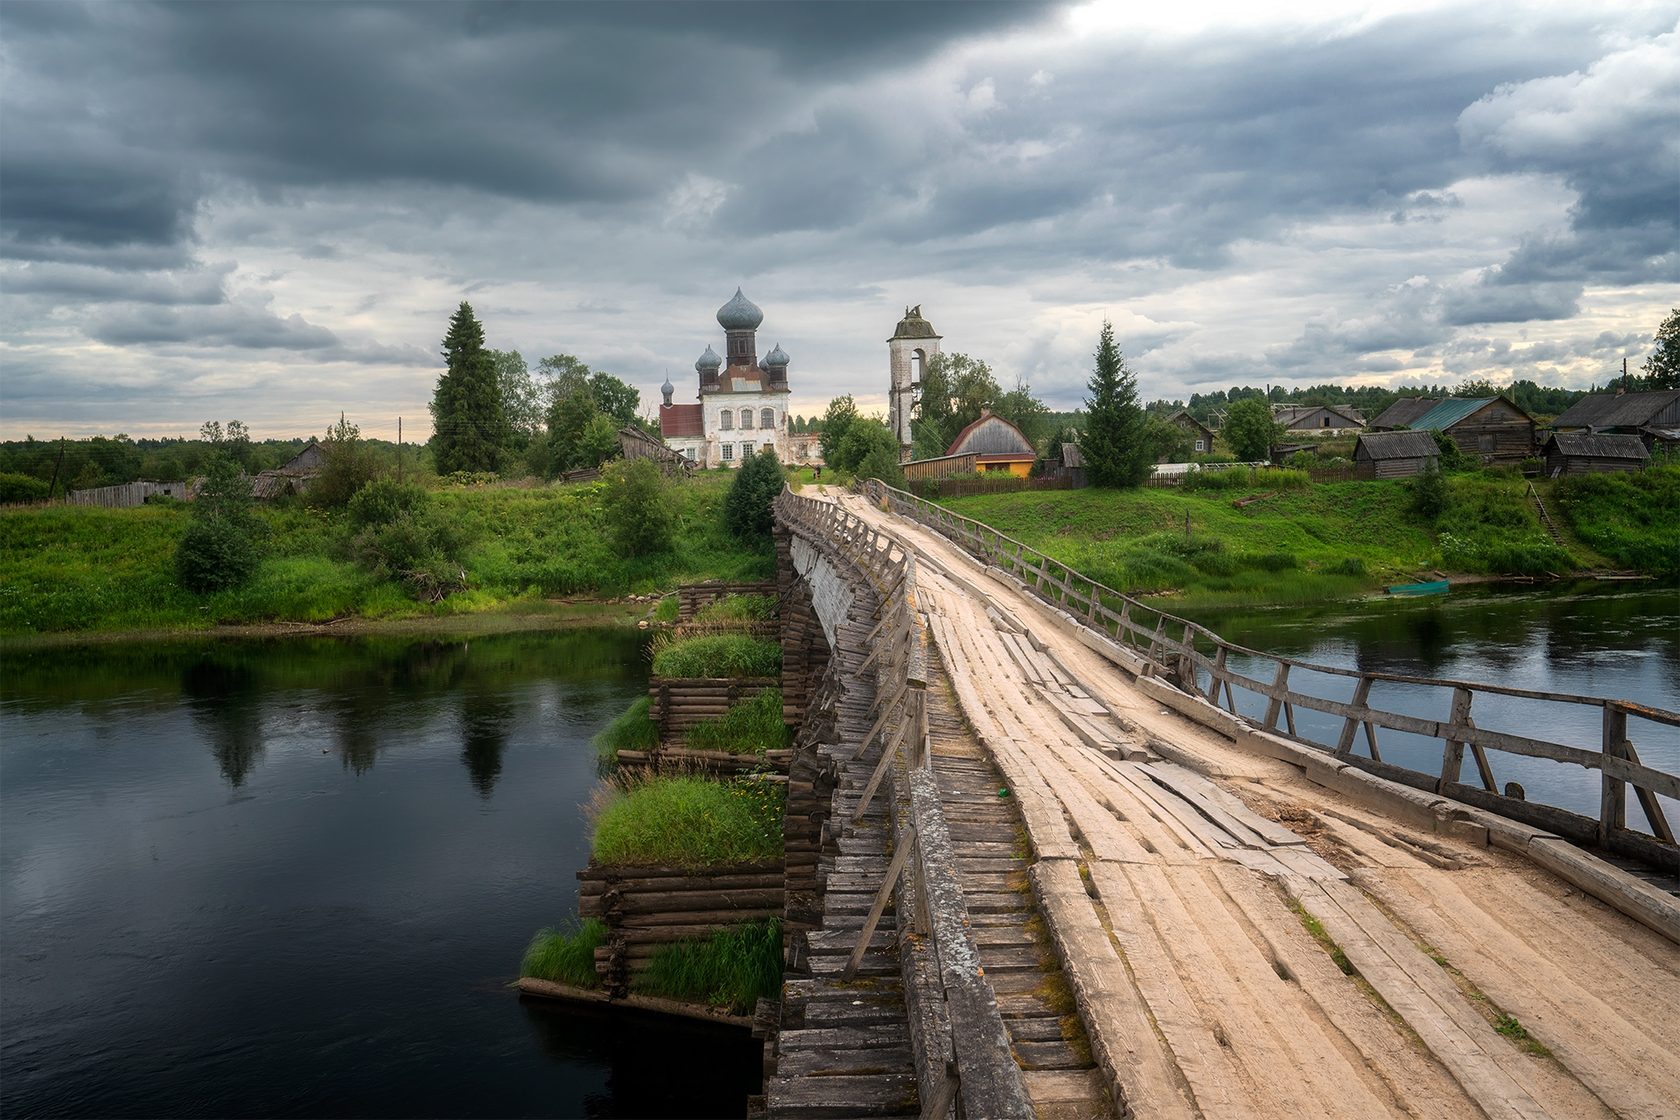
top-left (0, 0), bottom-right (1674, 437)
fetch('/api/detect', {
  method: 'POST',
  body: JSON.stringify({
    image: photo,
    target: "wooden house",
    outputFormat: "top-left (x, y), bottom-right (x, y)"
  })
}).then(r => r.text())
top-left (617, 426), bottom-right (694, 475)
top-left (1549, 389), bottom-right (1680, 450)
top-left (250, 441), bottom-right (326, 499)
top-left (1353, 430), bottom-right (1439, 479)
top-left (1370, 398), bottom-right (1443, 430)
top-left (1374, 397), bottom-right (1535, 464)
top-left (1540, 431), bottom-right (1649, 476)
top-left (1167, 411), bottom-right (1215, 456)
top-left (1274, 404), bottom-right (1365, 433)
top-left (943, 410), bottom-right (1036, 477)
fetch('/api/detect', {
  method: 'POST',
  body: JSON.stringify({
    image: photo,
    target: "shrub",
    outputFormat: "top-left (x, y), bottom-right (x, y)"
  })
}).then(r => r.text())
top-left (1411, 460), bottom-right (1447, 521)
top-left (350, 489), bottom-right (469, 603)
top-left (685, 689), bottom-right (790, 755)
top-left (635, 918), bottom-right (782, 1013)
top-left (1324, 556), bottom-right (1367, 576)
top-left (591, 776), bottom-right (785, 867)
top-left (724, 449), bottom-right (785, 542)
top-left (829, 417), bottom-right (899, 477)
top-left (593, 695), bottom-right (659, 760)
top-left (1249, 551), bottom-right (1299, 571)
top-left (347, 478), bottom-right (428, 531)
top-left (603, 458), bottom-right (673, 555)
top-left (309, 414), bottom-right (378, 508)
top-left (521, 919), bottom-right (607, 987)
top-left (176, 458), bottom-right (263, 593)
top-left (651, 633), bottom-right (782, 678)
top-left (0, 472), bottom-right (50, 503)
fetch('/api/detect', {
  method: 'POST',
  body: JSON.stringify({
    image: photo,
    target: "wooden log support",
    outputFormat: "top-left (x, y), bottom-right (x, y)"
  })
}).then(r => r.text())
top-left (1601, 704), bottom-right (1629, 846)
top-left (1264, 663), bottom-right (1290, 731)
top-left (842, 826), bottom-right (916, 982)
top-left (1621, 734), bottom-right (1677, 846)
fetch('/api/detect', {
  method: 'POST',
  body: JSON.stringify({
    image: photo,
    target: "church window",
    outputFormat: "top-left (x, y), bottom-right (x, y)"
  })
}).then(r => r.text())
top-left (722, 443), bottom-right (734, 462)
top-left (720, 409), bottom-right (733, 430)
top-left (761, 408), bottom-right (775, 429)
top-left (741, 410), bottom-right (754, 430)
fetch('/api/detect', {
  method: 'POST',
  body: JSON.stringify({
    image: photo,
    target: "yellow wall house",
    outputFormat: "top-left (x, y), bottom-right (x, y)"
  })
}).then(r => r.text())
top-left (946, 410), bottom-right (1036, 477)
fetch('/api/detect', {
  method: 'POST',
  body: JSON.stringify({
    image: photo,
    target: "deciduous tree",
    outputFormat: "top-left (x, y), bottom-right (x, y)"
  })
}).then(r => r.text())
top-left (1642, 308), bottom-right (1679, 391)
top-left (1222, 398), bottom-right (1280, 462)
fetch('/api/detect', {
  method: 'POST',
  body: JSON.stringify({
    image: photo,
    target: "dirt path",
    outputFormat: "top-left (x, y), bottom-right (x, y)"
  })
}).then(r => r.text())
top-left (825, 487), bottom-right (1679, 1120)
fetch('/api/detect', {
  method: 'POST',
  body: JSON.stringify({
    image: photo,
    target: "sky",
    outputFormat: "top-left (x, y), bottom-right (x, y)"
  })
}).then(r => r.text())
top-left (1, 0), bottom-right (1676, 442)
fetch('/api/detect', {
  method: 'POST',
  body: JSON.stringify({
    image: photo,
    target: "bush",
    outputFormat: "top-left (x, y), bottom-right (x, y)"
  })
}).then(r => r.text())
top-left (724, 449), bottom-right (785, 542)
top-left (829, 417), bottom-right (899, 477)
top-left (685, 689), bottom-right (790, 754)
top-left (176, 458), bottom-right (263, 593)
top-left (349, 487), bottom-right (469, 602)
top-left (0, 472), bottom-right (50, 503)
top-left (591, 776), bottom-right (785, 867)
top-left (651, 633), bottom-right (782, 678)
top-left (1324, 556), bottom-right (1367, 576)
top-left (1411, 460), bottom-right (1447, 521)
top-left (635, 918), bottom-right (782, 1013)
top-left (309, 415), bottom-right (378, 508)
top-left (347, 478), bottom-right (428, 531)
top-left (603, 458), bottom-right (673, 555)
top-left (521, 919), bottom-right (607, 987)
top-left (854, 440), bottom-right (905, 488)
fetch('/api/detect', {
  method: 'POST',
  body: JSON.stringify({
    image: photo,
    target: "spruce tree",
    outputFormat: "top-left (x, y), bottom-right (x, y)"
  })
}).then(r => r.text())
top-left (1082, 320), bottom-right (1149, 487)
top-left (431, 302), bottom-right (504, 475)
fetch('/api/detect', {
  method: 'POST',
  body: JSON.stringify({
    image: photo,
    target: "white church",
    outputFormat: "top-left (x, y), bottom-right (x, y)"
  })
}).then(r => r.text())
top-left (659, 289), bottom-right (791, 468)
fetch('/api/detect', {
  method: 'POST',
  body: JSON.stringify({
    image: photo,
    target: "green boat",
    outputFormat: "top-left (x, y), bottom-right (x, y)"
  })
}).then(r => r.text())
top-left (1387, 579), bottom-right (1449, 596)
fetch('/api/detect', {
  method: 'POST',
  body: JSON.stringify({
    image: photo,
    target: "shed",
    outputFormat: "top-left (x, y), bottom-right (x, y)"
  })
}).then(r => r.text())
top-left (944, 410), bottom-right (1036, 476)
top-left (1550, 389), bottom-right (1680, 448)
top-left (1274, 404), bottom-right (1365, 432)
top-left (250, 440), bottom-right (325, 500)
top-left (618, 426), bottom-right (693, 475)
top-left (1166, 411), bottom-right (1215, 456)
top-left (1540, 431), bottom-right (1649, 477)
top-left (1396, 397), bottom-right (1536, 464)
top-left (1354, 430), bottom-right (1440, 479)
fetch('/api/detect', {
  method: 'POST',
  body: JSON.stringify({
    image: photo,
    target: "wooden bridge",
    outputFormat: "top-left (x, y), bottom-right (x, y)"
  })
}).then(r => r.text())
top-left (755, 481), bottom-right (1680, 1120)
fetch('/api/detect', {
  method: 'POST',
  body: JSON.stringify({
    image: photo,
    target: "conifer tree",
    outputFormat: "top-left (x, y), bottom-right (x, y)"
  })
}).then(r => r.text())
top-left (431, 302), bottom-right (504, 474)
top-left (1082, 320), bottom-right (1149, 487)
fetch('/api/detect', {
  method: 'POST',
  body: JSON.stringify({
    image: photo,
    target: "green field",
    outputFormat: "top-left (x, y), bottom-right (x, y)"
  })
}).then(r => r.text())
top-left (0, 472), bottom-right (770, 635)
top-left (940, 472), bottom-right (1636, 609)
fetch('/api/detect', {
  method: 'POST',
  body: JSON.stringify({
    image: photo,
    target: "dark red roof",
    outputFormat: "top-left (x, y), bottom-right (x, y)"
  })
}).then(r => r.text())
top-left (659, 404), bottom-right (703, 438)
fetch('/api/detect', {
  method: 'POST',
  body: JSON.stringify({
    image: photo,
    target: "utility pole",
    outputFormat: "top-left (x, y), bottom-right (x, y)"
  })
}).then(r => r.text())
top-left (45, 437), bottom-right (66, 501)
top-left (397, 417), bottom-right (403, 484)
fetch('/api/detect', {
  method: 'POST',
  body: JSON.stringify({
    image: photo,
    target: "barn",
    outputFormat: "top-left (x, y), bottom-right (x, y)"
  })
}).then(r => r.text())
top-left (1550, 389), bottom-right (1680, 450)
top-left (1354, 430), bottom-right (1439, 479)
top-left (1374, 397), bottom-right (1535, 464)
top-left (1540, 431), bottom-right (1650, 476)
top-left (943, 410), bottom-right (1037, 477)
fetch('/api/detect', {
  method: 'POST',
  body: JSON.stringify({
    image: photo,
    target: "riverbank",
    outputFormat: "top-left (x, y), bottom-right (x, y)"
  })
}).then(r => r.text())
top-left (940, 472), bottom-right (1672, 611)
top-left (0, 472), bottom-right (770, 636)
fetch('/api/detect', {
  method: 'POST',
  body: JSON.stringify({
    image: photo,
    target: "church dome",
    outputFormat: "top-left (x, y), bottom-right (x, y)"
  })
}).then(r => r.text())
top-left (694, 344), bottom-right (722, 372)
top-left (660, 374), bottom-right (674, 402)
top-left (716, 287), bottom-right (764, 331)
top-left (765, 343), bottom-right (789, 368)
top-left (890, 304), bottom-right (940, 341)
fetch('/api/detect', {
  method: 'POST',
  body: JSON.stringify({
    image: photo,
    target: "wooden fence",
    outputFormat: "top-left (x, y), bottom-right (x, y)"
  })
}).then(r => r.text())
top-left (579, 863), bottom-right (785, 995)
top-left (908, 475), bottom-right (1074, 499)
top-left (774, 486), bottom-right (1034, 1119)
top-left (858, 479), bottom-right (1680, 872)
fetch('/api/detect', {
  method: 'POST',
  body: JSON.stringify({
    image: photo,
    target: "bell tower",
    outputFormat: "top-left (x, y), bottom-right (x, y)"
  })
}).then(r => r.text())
top-left (888, 305), bottom-right (941, 461)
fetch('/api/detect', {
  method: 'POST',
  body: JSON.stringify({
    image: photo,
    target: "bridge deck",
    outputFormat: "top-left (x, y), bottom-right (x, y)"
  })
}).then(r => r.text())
top-left (817, 487), bottom-right (1680, 1120)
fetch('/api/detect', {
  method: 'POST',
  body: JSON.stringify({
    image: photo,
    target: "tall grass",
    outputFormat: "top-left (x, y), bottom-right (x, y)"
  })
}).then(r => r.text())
top-left (1436, 475), bottom-right (1573, 575)
top-left (693, 593), bottom-right (777, 623)
top-left (1181, 466), bottom-right (1308, 491)
top-left (685, 689), bottom-right (790, 755)
top-left (650, 633), bottom-right (782, 678)
top-left (593, 695), bottom-right (659, 760)
top-left (590, 776), bottom-right (785, 867)
top-left (521, 919), bottom-right (607, 987)
top-left (1555, 464), bottom-right (1680, 576)
top-left (634, 918), bottom-right (782, 1013)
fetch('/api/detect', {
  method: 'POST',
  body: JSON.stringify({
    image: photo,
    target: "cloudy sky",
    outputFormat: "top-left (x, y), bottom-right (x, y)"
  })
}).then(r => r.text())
top-left (2, 0), bottom-right (1675, 441)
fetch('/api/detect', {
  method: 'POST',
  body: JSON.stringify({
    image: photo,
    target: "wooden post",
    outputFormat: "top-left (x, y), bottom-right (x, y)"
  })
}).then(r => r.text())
top-left (397, 417), bottom-right (403, 484)
top-left (1264, 663), bottom-right (1290, 731)
top-left (45, 437), bottom-right (66, 501)
top-left (1336, 677), bottom-right (1372, 756)
top-left (1439, 687), bottom-right (1471, 790)
top-left (1600, 704), bottom-right (1628, 846)
top-left (842, 826), bottom-right (915, 981)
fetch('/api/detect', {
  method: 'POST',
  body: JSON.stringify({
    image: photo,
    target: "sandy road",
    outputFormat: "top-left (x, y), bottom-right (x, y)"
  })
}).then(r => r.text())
top-left (824, 487), bottom-right (1680, 1120)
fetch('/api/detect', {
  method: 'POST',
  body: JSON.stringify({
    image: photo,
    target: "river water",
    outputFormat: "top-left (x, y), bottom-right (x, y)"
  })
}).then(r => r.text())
top-left (0, 630), bottom-right (759, 1119)
top-left (1189, 582), bottom-right (1680, 823)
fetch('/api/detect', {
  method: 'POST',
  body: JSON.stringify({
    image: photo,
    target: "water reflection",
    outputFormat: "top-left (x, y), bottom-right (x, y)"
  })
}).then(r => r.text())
top-left (460, 684), bottom-right (514, 797)
top-left (181, 657), bottom-right (266, 788)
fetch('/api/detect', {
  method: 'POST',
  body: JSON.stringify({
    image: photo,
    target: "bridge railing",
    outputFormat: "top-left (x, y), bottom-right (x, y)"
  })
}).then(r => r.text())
top-left (857, 478), bottom-right (1679, 871)
top-left (774, 486), bottom-right (1032, 1120)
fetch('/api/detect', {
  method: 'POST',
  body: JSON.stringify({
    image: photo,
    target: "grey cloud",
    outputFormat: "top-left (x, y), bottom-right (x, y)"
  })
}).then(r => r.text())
top-left (1439, 277), bottom-right (1581, 325)
top-left (2, 262), bottom-right (231, 306)
top-left (83, 301), bottom-right (428, 365)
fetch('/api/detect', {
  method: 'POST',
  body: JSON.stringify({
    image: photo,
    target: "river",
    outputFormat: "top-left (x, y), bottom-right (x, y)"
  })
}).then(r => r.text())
top-left (1189, 582), bottom-right (1680, 823)
top-left (0, 630), bottom-right (760, 1119)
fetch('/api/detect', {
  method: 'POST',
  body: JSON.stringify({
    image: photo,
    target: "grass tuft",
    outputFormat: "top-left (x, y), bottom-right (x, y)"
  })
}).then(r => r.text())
top-left (693, 593), bottom-right (777, 623)
top-left (633, 918), bottom-right (783, 1013)
top-left (650, 633), bottom-right (781, 678)
top-left (593, 695), bottom-right (659, 760)
top-left (521, 919), bottom-right (607, 987)
top-left (684, 688), bottom-right (791, 755)
top-left (590, 775), bottom-right (785, 867)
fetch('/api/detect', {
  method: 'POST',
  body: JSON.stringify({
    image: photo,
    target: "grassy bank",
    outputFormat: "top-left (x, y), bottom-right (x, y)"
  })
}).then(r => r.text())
top-left (590, 776), bottom-right (785, 868)
top-left (0, 472), bottom-right (769, 635)
top-left (940, 472), bottom-right (1641, 609)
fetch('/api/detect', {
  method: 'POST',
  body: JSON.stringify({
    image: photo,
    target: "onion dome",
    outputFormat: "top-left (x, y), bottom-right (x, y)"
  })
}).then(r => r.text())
top-left (758, 356), bottom-right (769, 372)
top-left (694, 344), bottom-right (722, 372)
top-left (764, 343), bottom-right (789, 369)
top-left (660, 374), bottom-right (674, 404)
top-left (716, 287), bottom-right (764, 331)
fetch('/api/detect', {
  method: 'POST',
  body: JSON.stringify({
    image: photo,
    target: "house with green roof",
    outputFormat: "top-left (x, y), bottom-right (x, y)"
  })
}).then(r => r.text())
top-left (1370, 396), bottom-right (1536, 464)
